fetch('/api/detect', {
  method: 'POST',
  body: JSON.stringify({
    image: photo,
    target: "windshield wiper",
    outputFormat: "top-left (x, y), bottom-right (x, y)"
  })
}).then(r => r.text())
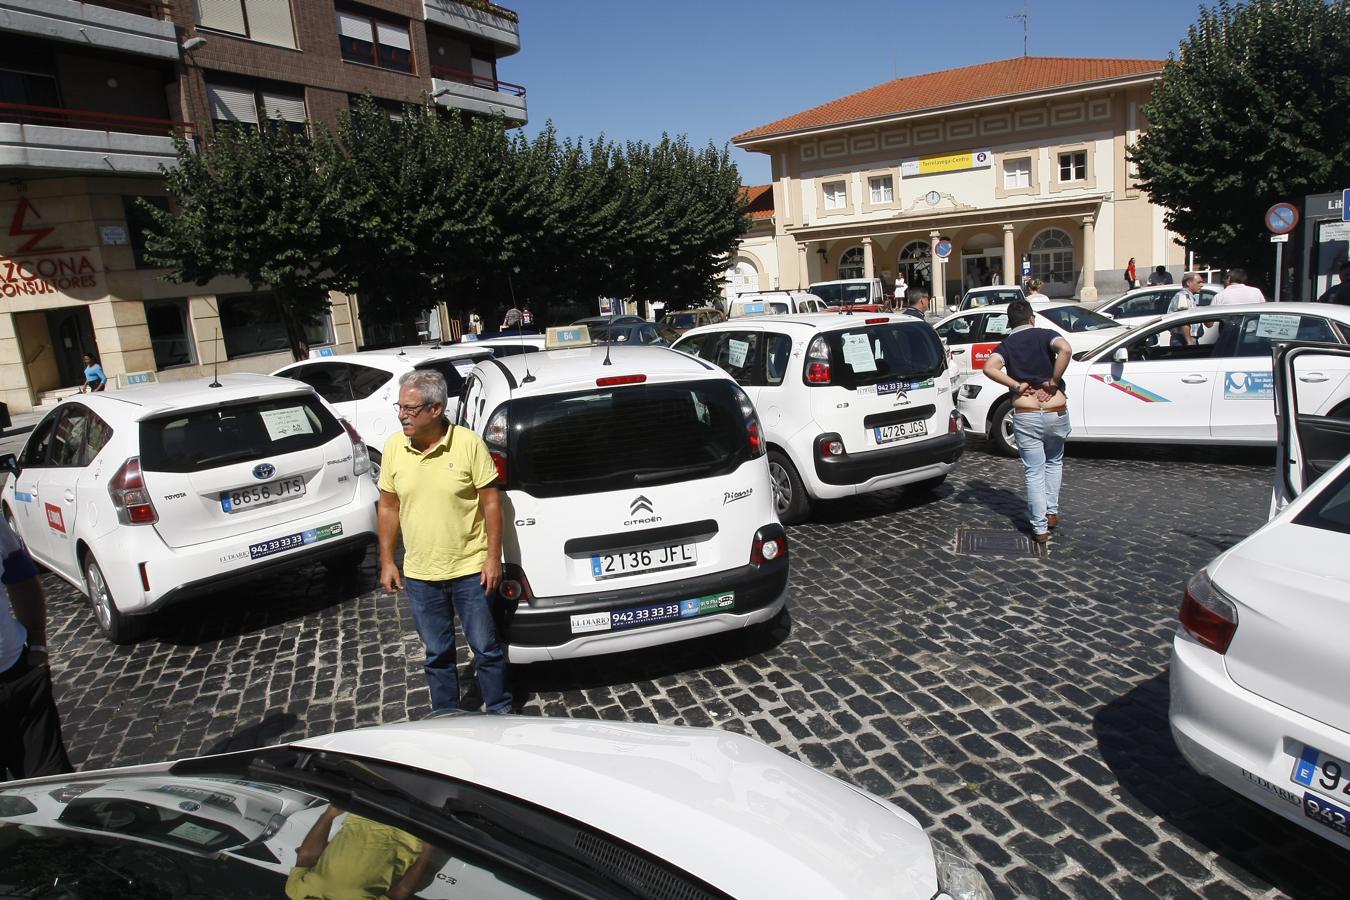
top-left (632, 463), bottom-right (717, 483)
top-left (194, 449), bottom-right (261, 467)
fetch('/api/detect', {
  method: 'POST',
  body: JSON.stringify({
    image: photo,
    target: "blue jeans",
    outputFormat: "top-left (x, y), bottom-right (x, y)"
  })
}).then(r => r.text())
top-left (1011, 410), bottom-right (1071, 534)
top-left (404, 575), bottom-right (512, 714)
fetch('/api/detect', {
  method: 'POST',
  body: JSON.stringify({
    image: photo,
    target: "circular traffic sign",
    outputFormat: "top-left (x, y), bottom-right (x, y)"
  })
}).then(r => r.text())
top-left (934, 239), bottom-right (953, 260)
top-left (1265, 202), bottom-right (1299, 235)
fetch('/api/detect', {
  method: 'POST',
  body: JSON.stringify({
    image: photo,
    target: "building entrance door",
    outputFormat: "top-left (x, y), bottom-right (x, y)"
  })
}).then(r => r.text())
top-left (46, 307), bottom-right (98, 388)
top-left (962, 251), bottom-right (1004, 291)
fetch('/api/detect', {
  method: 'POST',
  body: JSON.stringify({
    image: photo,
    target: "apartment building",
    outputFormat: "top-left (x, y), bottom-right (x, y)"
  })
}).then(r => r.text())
top-left (0, 0), bottom-right (525, 414)
top-left (729, 56), bottom-right (1184, 310)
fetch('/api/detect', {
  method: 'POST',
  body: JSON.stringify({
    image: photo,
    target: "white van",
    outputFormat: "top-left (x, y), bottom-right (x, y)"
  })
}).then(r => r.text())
top-left (455, 342), bottom-right (789, 663)
top-left (673, 313), bottom-right (964, 523)
top-left (729, 291), bottom-right (826, 318)
top-left (807, 278), bottom-right (887, 309)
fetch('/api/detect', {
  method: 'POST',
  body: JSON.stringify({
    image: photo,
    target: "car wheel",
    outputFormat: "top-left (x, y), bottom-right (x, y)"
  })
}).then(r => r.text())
top-left (84, 552), bottom-right (147, 644)
top-left (910, 474), bottom-right (948, 492)
top-left (367, 449), bottom-right (382, 484)
top-left (767, 450), bottom-right (811, 525)
top-left (989, 400), bottom-right (1018, 457)
top-left (323, 546), bottom-right (368, 574)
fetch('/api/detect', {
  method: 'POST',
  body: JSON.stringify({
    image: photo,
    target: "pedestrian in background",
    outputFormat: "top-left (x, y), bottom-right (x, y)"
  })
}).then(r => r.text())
top-left (80, 354), bottom-right (106, 393)
top-left (1025, 279), bottom-right (1049, 301)
top-left (377, 370), bottom-right (512, 715)
top-left (982, 299), bottom-right (1072, 544)
top-left (893, 273), bottom-right (908, 307)
top-left (901, 288), bottom-right (930, 320)
top-left (1147, 265), bottom-right (1173, 286)
top-left (1167, 273), bottom-right (1202, 346)
top-left (1212, 268), bottom-right (1266, 305)
top-left (1316, 261), bottom-right (1350, 305)
top-left (1125, 257), bottom-right (1138, 289)
top-left (1, 517), bottom-right (73, 780)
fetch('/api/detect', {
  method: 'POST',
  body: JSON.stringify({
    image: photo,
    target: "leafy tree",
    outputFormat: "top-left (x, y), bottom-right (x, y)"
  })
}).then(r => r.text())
top-left (1130, 0), bottom-right (1350, 290)
top-left (143, 124), bottom-right (352, 359)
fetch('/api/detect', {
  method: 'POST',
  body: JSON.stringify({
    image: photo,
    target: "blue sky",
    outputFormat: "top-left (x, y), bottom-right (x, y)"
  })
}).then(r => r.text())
top-left (504, 0), bottom-right (1206, 185)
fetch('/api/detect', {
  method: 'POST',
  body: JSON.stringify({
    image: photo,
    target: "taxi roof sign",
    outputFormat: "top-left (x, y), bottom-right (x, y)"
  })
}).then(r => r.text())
top-left (546, 325), bottom-right (591, 349)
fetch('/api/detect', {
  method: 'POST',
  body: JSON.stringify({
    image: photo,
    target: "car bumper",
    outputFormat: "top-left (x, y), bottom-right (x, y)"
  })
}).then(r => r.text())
top-left (503, 558), bottom-right (789, 664)
top-left (1169, 630), bottom-right (1350, 852)
top-left (812, 431), bottom-right (964, 489)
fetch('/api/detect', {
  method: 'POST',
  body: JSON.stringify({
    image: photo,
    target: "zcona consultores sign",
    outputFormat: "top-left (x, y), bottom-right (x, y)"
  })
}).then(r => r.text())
top-left (0, 197), bottom-right (100, 298)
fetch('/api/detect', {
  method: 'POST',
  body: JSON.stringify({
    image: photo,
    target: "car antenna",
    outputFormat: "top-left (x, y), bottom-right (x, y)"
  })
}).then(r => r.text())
top-left (208, 329), bottom-right (222, 388)
top-left (510, 273), bottom-right (536, 383)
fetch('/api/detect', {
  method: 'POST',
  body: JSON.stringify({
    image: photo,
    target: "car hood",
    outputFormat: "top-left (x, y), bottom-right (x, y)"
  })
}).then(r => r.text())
top-left (294, 716), bottom-right (939, 899)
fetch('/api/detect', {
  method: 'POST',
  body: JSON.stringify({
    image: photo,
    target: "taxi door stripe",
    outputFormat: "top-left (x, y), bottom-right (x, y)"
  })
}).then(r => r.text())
top-left (1089, 374), bottom-right (1171, 403)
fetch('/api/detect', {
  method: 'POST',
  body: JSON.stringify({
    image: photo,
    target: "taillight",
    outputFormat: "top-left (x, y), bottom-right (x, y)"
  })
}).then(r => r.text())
top-left (817, 434), bottom-right (845, 458)
top-left (732, 387), bottom-right (765, 458)
top-left (750, 524), bottom-right (788, 565)
top-left (108, 456), bottom-right (157, 525)
top-left (949, 411), bottom-right (963, 434)
top-left (804, 335), bottom-right (831, 385)
top-left (1179, 569), bottom-right (1238, 654)
top-left (485, 406), bottom-right (509, 485)
top-left (865, 317), bottom-right (888, 324)
top-left (499, 564), bottom-right (532, 602)
top-left (597, 374), bottom-right (646, 387)
top-left (341, 419), bottom-right (371, 476)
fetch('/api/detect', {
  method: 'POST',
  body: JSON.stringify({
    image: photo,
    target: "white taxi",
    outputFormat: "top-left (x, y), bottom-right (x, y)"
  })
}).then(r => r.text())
top-left (272, 346), bottom-right (491, 479)
top-left (1170, 341), bottom-right (1350, 851)
top-left (1093, 281), bottom-right (1223, 327)
top-left (934, 301), bottom-right (1130, 387)
top-left (0, 375), bottom-right (379, 642)
top-left (455, 335), bottom-right (788, 663)
top-left (673, 313), bottom-right (964, 524)
top-left (958, 302), bottom-right (1350, 455)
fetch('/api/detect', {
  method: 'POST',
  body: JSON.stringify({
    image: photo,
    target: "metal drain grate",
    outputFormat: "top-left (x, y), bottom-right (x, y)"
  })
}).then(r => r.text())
top-left (954, 527), bottom-right (1040, 557)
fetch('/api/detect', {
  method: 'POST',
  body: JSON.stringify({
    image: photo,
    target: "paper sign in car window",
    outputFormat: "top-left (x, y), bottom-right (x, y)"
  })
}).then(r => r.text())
top-left (727, 339), bottom-right (749, 368)
top-left (1254, 314), bottom-right (1300, 340)
top-left (168, 821), bottom-right (225, 846)
top-left (841, 333), bottom-right (877, 372)
top-left (260, 407), bottom-right (315, 441)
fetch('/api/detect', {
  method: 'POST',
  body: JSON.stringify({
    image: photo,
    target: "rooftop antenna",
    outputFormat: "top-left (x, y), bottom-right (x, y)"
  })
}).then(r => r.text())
top-left (1009, 1), bottom-right (1029, 56)
top-left (208, 329), bottom-right (222, 388)
top-left (509, 272), bottom-right (535, 383)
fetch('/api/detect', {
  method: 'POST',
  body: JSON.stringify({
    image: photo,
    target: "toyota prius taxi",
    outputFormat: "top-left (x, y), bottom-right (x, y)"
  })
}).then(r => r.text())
top-left (1170, 341), bottom-right (1350, 850)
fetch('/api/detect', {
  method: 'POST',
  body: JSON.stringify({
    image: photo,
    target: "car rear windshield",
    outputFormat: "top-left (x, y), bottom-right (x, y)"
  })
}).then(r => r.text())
top-left (970, 289), bottom-right (1024, 306)
top-left (1294, 464), bottom-right (1350, 536)
top-left (1039, 306), bottom-right (1120, 332)
top-left (824, 284), bottom-right (872, 306)
top-left (821, 322), bottom-right (946, 389)
top-left (139, 394), bottom-right (343, 473)
top-left (506, 380), bottom-right (753, 498)
top-left (668, 313), bottom-right (698, 328)
top-left (413, 360), bottom-right (466, 394)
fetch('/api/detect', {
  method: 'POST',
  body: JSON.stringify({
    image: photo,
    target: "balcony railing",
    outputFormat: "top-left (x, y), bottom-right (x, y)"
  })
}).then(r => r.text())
top-left (83, 0), bottom-right (173, 19)
top-left (450, 0), bottom-right (518, 24)
top-left (431, 65), bottom-right (526, 97)
top-left (0, 101), bottom-right (193, 136)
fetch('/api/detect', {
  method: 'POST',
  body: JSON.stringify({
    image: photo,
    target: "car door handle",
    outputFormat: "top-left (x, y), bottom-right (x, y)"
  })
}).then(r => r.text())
top-left (1181, 375), bottom-right (1208, 384)
top-left (63, 490), bottom-right (76, 503)
top-left (951, 348), bottom-right (967, 354)
top-left (1297, 372), bottom-right (1328, 383)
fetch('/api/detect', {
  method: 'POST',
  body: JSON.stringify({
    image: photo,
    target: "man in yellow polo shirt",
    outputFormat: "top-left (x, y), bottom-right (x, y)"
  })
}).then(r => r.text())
top-left (377, 370), bottom-right (511, 714)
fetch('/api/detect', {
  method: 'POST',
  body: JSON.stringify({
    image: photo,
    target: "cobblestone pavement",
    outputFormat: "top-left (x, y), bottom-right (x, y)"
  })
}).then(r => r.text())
top-left (34, 439), bottom-right (1349, 898)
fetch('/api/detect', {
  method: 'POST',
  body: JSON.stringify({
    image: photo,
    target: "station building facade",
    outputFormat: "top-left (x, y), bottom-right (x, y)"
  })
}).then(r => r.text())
top-left (0, 0), bottom-right (525, 414)
top-left (728, 56), bottom-right (1185, 310)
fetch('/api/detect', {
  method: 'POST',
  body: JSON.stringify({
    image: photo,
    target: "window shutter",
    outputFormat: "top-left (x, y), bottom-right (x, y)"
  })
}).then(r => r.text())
top-left (195, 0), bottom-right (246, 35)
top-left (337, 11), bottom-right (374, 42)
top-left (243, 0), bottom-right (295, 47)
top-left (260, 91), bottom-right (306, 124)
top-left (375, 20), bottom-right (411, 51)
top-left (206, 84), bottom-right (259, 124)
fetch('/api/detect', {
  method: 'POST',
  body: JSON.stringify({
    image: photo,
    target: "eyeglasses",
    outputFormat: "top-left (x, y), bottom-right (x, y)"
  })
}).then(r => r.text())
top-left (393, 402), bottom-right (429, 416)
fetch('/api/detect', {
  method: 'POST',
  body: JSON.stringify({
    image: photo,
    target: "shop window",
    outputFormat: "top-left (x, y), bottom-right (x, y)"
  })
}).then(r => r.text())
top-left (1027, 228), bottom-right (1075, 289)
top-left (194, 0), bottom-right (296, 48)
top-left (1058, 150), bottom-right (1087, 182)
top-left (838, 246), bottom-right (865, 280)
top-left (337, 9), bottom-right (414, 73)
top-left (823, 180), bottom-right (846, 210)
top-left (144, 299), bottom-right (196, 370)
top-left (868, 175), bottom-right (894, 204)
top-left (123, 196), bottom-right (169, 270)
top-left (1003, 157), bottom-right (1031, 190)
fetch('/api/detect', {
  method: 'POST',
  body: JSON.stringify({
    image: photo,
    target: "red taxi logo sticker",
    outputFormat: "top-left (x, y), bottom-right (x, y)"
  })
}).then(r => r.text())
top-left (44, 503), bottom-right (65, 533)
top-left (971, 342), bottom-right (999, 368)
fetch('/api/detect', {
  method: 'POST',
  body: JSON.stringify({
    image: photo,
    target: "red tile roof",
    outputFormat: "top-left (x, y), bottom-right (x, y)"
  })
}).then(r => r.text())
top-left (734, 56), bottom-right (1165, 143)
top-left (740, 184), bottom-right (774, 220)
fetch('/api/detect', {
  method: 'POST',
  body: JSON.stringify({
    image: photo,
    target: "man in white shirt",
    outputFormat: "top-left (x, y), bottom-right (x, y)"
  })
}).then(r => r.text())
top-left (1211, 268), bottom-right (1266, 305)
top-left (0, 518), bottom-right (72, 780)
top-left (1167, 273), bottom-right (1203, 345)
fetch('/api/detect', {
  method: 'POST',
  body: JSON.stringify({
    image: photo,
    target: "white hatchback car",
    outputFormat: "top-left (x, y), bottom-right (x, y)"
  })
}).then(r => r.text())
top-left (673, 313), bottom-right (964, 524)
top-left (1094, 281), bottom-right (1223, 327)
top-left (272, 346), bottom-right (491, 479)
top-left (0, 375), bottom-right (379, 642)
top-left (1170, 342), bottom-right (1350, 851)
top-left (729, 290), bottom-right (827, 317)
top-left (957, 285), bottom-right (1027, 310)
top-left (456, 341), bottom-right (789, 663)
top-left (0, 716), bottom-right (993, 899)
top-left (957, 302), bottom-right (1350, 455)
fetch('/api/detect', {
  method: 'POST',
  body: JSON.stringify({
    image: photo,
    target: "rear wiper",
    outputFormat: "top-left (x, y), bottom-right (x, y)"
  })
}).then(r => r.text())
top-left (631, 463), bottom-right (715, 483)
top-left (195, 449), bottom-right (260, 467)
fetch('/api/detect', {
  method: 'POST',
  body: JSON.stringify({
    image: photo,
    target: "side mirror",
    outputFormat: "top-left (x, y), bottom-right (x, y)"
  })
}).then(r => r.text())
top-left (1112, 347), bottom-right (1129, 364)
top-left (0, 453), bottom-right (17, 475)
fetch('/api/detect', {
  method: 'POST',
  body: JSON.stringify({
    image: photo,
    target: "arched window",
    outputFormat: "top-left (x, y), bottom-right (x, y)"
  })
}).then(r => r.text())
top-left (1027, 228), bottom-right (1074, 294)
top-left (838, 246), bottom-right (865, 279)
top-left (898, 240), bottom-right (932, 291)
